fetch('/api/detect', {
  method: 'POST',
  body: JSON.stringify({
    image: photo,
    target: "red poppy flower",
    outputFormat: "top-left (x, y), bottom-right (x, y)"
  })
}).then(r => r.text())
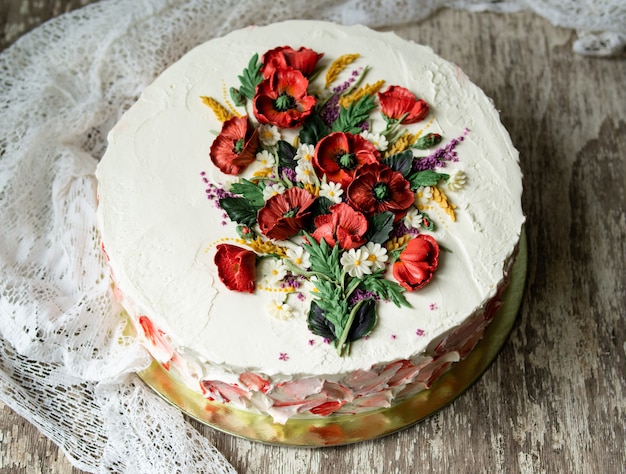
top-left (210, 116), bottom-right (259, 175)
top-left (377, 85), bottom-right (429, 124)
top-left (261, 46), bottom-right (323, 79)
top-left (258, 186), bottom-right (316, 240)
top-left (311, 202), bottom-right (368, 250)
top-left (214, 244), bottom-right (257, 293)
top-left (312, 132), bottom-right (381, 188)
top-left (253, 68), bottom-right (316, 128)
top-left (392, 234), bottom-right (439, 291)
top-left (346, 162), bottom-right (414, 220)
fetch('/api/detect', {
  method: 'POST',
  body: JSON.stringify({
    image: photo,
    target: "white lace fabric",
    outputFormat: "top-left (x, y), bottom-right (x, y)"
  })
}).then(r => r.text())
top-left (0, 0), bottom-right (623, 472)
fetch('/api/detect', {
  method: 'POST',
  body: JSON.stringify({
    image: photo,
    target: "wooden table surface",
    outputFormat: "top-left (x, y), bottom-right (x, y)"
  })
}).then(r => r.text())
top-left (1, 1), bottom-right (625, 473)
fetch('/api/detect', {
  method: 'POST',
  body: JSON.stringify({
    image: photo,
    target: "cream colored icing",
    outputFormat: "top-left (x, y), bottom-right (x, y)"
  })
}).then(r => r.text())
top-left (96, 21), bottom-right (524, 413)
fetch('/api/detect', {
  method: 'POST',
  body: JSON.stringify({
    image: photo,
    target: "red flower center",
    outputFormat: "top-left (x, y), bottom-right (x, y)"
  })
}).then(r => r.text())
top-left (274, 93), bottom-right (296, 111)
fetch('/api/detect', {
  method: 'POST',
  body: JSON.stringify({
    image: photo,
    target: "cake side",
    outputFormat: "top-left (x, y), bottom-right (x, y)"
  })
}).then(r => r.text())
top-left (96, 20), bottom-right (524, 423)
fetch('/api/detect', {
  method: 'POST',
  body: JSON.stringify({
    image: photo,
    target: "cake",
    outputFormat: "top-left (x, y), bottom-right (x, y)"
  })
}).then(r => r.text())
top-left (96, 20), bottom-right (524, 425)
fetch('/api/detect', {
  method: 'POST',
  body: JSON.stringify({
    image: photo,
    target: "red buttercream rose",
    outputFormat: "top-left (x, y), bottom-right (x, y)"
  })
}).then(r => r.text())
top-left (346, 162), bottom-right (415, 220)
top-left (258, 186), bottom-right (316, 240)
top-left (392, 234), bottom-right (440, 291)
top-left (214, 244), bottom-right (257, 293)
top-left (312, 132), bottom-right (381, 188)
top-left (378, 85), bottom-right (429, 124)
top-left (261, 46), bottom-right (323, 79)
top-left (311, 202), bottom-right (368, 250)
top-left (253, 68), bottom-right (316, 128)
top-left (210, 116), bottom-right (259, 175)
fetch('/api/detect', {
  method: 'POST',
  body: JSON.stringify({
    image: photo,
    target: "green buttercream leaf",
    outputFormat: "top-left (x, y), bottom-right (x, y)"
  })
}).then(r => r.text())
top-left (299, 113), bottom-right (331, 145)
top-left (407, 169), bottom-right (450, 189)
top-left (384, 150), bottom-right (414, 177)
top-left (347, 298), bottom-right (377, 342)
top-left (361, 271), bottom-right (410, 308)
top-left (229, 87), bottom-right (247, 107)
top-left (332, 94), bottom-right (377, 134)
top-left (219, 196), bottom-right (258, 227)
top-left (367, 211), bottom-right (395, 244)
top-left (229, 179), bottom-right (265, 209)
top-left (276, 140), bottom-right (298, 169)
top-left (238, 53), bottom-right (263, 100)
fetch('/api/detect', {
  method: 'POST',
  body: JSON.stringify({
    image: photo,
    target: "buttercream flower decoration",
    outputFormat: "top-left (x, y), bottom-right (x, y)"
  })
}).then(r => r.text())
top-left (214, 244), bottom-right (257, 293)
top-left (285, 246), bottom-right (310, 270)
top-left (340, 247), bottom-right (373, 278)
top-left (363, 242), bottom-right (388, 271)
top-left (392, 234), bottom-right (440, 291)
top-left (377, 85), bottom-right (429, 124)
top-left (210, 116), bottom-right (259, 175)
top-left (312, 132), bottom-right (381, 188)
top-left (311, 202), bottom-right (368, 250)
top-left (261, 45), bottom-right (324, 79)
top-left (253, 69), bottom-right (316, 128)
top-left (202, 44), bottom-right (470, 356)
top-left (257, 124), bottom-right (281, 148)
top-left (319, 179), bottom-right (343, 204)
top-left (257, 186), bottom-right (316, 240)
top-left (447, 169), bottom-right (467, 191)
top-left (360, 131), bottom-right (388, 152)
top-left (262, 182), bottom-right (286, 201)
top-left (346, 162), bottom-right (414, 220)
top-left (265, 258), bottom-right (288, 285)
top-left (267, 297), bottom-right (294, 320)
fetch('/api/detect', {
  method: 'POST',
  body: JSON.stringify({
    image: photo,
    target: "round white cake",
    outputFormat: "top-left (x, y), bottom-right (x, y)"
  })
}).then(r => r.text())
top-left (96, 20), bottom-right (524, 423)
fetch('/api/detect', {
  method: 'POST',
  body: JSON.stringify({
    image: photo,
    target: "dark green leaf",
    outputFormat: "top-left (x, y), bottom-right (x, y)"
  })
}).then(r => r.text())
top-left (331, 94), bottom-right (377, 134)
top-left (276, 140), bottom-right (298, 170)
top-left (420, 211), bottom-right (435, 230)
top-left (299, 114), bottom-right (331, 145)
top-left (367, 211), bottom-right (395, 244)
top-left (347, 299), bottom-right (377, 342)
top-left (229, 179), bottom-right (265, 209)
top-left (384, 150), bottom-right (414, 177)
top-left (219, 197), bottom-right (258, 227)
top-left (307, 301), bottom-right (338, 341)
top-left (407, 169), bottom-right (449, 189)
top-left (238, 53), bottom-right (263, 100)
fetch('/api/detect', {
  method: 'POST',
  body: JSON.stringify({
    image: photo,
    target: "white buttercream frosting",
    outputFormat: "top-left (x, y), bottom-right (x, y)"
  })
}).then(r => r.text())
top-left (96, 21), bottom-right (524, 413)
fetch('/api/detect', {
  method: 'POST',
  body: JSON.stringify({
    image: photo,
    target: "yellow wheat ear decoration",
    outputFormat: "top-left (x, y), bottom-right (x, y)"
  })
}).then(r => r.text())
top-left (245, 236), bottom-right (288, 257)
top-left (431, 185), bottom-right (457, 221)
top-left (325, 53), bottom-right (360, 88)
top-left (338, 80), bottom-right (385, 108)
top-left (200, 96), bottom-right (234, 122)
top-left (385, 131), bottom-right (417, 156)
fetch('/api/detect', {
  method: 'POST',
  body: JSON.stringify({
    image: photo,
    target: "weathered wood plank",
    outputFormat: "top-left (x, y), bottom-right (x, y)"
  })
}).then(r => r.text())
top-left (1, 2), bottom-right (624, 473)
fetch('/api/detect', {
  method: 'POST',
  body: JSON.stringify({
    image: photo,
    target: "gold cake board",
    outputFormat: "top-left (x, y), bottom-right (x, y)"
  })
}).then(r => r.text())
top-left (137, 231), bottom-right (526, 447)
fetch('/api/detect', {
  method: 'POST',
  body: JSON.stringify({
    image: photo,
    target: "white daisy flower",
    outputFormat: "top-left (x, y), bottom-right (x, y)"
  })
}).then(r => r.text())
top-left (340, 247), bottom-right (373, 278)
top-left (285, 246), bottom-right (311, 270)
top-left (417, 186), bottom-right (432, 202)
top-left (262, 182), bottom-right (286, 201)
top-left (295, 160), bottom-right (317, 185)
top-left (267, 298), bottom-right (293, 320)
top-left (319, 179), bottom-right (343, 204)
top-left (364, 242), bottom-right (388, 271)
top-left (404, 207), bottom-right (424, 229)
top-left (294, 143), bottom-right (315, 163)
top-left (360, 131), bottom-right (389, 152)
top-left (447, 169), bottom-right (467, 191)
top-left (256, 149), bottom-right (276, 169)
top-left (258, 124), bottom-right (280, 148)
top-left (265, 258), bottom-right (288, 285)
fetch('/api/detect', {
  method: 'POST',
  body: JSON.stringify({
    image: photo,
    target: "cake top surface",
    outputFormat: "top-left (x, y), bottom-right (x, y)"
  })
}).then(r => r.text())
top-left (96, 20), bottom-right (524, 380)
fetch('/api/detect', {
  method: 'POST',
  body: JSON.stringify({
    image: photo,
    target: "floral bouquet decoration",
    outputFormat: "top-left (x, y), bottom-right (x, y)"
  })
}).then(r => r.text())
top-left (201, 45), bottom-right (467, 356)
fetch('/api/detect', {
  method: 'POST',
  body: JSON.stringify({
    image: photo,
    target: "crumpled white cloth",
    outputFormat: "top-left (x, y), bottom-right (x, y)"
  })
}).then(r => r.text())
top-left (0, 0), bottom-right (623, 472)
